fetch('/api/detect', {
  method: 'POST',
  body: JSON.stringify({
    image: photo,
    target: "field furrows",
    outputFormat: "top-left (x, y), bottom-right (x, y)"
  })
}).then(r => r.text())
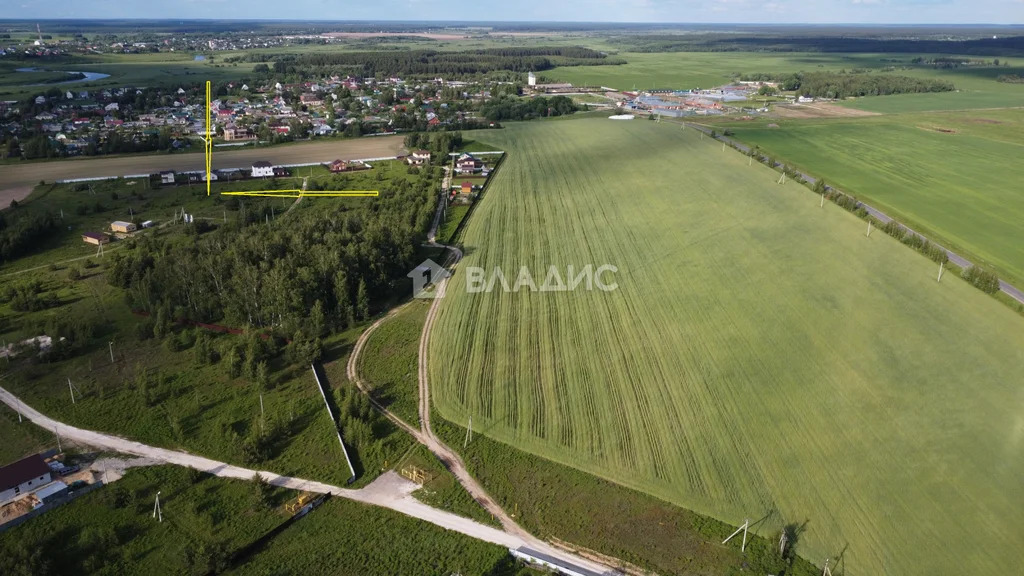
top-left (429, 118), bottom-right (1024, 575)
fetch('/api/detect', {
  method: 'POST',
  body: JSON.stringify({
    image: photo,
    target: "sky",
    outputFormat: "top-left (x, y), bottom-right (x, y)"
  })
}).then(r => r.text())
top-left (1, 0), bottom-right (1022, 24)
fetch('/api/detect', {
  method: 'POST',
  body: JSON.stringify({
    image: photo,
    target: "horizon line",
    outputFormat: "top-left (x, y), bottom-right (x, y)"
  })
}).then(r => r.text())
top-left (1, 18), bottom-right (1023, 27)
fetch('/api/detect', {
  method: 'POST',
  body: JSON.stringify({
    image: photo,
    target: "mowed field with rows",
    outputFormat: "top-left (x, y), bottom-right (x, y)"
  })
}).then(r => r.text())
top-left (428, 117), bottom-right (1024, 575)
top-left (719, 108), bottom-right (1024, 287)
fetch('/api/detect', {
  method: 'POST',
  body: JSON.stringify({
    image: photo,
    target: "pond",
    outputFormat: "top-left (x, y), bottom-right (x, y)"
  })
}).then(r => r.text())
top-left (15, 67), bottom-right (111, 84)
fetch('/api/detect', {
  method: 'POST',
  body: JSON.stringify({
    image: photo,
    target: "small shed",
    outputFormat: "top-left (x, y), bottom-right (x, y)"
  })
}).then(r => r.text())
top-left (82, 232), bottom-right (110, 246)
top-left (33, 481), bottom-right (68, 505)
top-left (160, 171), bottom-right (175, 184)
top-left (460, 181), bottom-right (473, 195)
top-left (111, 221), bottom-right (136, 234)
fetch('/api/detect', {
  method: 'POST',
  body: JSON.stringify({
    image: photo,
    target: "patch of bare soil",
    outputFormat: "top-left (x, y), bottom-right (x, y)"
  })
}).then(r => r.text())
top-left (322, 32), bottom-right (467, 40)
top-left (773, 102), bottom-right (881, 119)
top-left (921, 125), bottom-right (958, 134)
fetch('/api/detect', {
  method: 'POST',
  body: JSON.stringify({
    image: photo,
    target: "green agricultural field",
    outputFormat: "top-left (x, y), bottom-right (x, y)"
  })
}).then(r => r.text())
top-left (717, 108), bottom-right (1024, 286)
top-left (0, 466), bottom-right (291, 575)
top-left (428, 117), bottom-right (1024, 576)
top-left (548, 51), bottom-right (1024, 111)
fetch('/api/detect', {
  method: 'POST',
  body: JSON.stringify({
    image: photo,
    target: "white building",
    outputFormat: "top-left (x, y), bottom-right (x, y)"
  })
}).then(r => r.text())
top-left (251, 161), bottom-right (274, 178)
top-left (0, 454), bottom-right (52, 504)
top-left (160, 171), bottom-right (175, 185)
top-left (528, 72), bottom-right (537, 87)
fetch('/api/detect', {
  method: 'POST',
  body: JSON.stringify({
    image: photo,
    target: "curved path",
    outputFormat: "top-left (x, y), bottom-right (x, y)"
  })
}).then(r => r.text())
top-left (346, 243), bottom-right (525, 536)
top-left (0, 384), bottom-right (617, 573)
top-left (346, 241), bottom-right (621, 574)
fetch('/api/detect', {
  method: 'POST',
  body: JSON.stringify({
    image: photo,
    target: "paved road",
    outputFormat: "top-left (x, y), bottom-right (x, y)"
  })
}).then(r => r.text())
top-left (0, 136), bottom-right (405, 205)
top-left (683, 122), bottom-right (1024, 306)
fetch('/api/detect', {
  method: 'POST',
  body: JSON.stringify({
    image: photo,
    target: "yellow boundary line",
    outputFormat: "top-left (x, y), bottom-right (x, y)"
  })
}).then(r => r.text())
top-left (204, 80), bottom-right (378, 199)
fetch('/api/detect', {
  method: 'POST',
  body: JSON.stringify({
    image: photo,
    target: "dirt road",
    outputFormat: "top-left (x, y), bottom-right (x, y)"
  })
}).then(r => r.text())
top-left (0, 136), bottom-right (405, 204)
top-left (410, 245), bottom-right (537, 537)
top-left (0, 384), bottom-right (616, 574)
top-left (345, 255), bottom-right (530, 540)
top-left (345, 242), bottom-right (623, 574)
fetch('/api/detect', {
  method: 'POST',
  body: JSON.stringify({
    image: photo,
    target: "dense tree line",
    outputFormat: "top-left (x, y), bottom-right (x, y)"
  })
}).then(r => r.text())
top-left (614, 34), bottom-right (1024, 56)
top-left (244, 47), bottom-right (614, 78)
top-left (739, 71), bottom-right (954, 98)
top-left (107, 169), bottom-right (438, 340)
top-left (480, 95), bottom-right (578, 121)
top-left (0, 209), bottom-right (57, 264)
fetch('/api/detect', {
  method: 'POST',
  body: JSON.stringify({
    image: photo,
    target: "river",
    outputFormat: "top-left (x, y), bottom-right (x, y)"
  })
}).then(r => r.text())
top-left (15, 67), bottom-right (111, 85)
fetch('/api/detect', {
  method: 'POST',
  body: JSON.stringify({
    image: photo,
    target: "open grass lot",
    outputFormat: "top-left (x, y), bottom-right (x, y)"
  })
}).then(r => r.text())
top-left (428, 117), bottom-right (1024, 575)
top-left (356, 299), bottom-right (429, 427)
top-left (715, 108), bottom-right (1024, 286)
top-left (227, 494), bottom-right (513, 576)
top-left (0, 402), bottom-right (55, 465)
top-left (0, 465), bottom-right (291, 575)
top-left (549, 51), bottom-right (1024, 111)
top-left (434, 417), bottom-right (819, 576)
top-left (438, 204), bottom-right (471, 244)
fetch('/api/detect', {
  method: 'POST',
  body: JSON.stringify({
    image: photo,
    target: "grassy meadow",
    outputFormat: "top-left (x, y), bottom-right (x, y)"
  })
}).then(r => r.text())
top-left (0, 402), bottom-right (56, 465)
top-left (355, 299), bottom-right (429, 427)
top-left (428, 117), bottom-right (1024, 576)
top-left (227, 494), bottom-right (513, 576)
top-left (716, 108), bottom-right (1024, 286)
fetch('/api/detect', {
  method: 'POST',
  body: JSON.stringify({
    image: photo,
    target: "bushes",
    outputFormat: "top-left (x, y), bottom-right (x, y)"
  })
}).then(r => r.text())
top-left (962, 266), bottom-right (1000, 294)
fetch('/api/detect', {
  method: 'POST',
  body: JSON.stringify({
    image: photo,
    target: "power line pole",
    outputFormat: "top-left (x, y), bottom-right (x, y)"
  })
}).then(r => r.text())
top-left (152, 491), bottom-right (162, 522)
top-left (68, 377), bottom-right (76, 404)
top-left (108, 341), bottom-right (115, 363)
top-left (722, 518), bottom-right (750, 552)
top-left (54, 425), bottom-right (62, 453)
top-left (464, 416), bottom-right (472, 449)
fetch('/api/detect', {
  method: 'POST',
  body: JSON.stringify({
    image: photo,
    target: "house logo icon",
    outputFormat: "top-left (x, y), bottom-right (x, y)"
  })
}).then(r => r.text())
top-left (408, 259), bottom-right (451, 299)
